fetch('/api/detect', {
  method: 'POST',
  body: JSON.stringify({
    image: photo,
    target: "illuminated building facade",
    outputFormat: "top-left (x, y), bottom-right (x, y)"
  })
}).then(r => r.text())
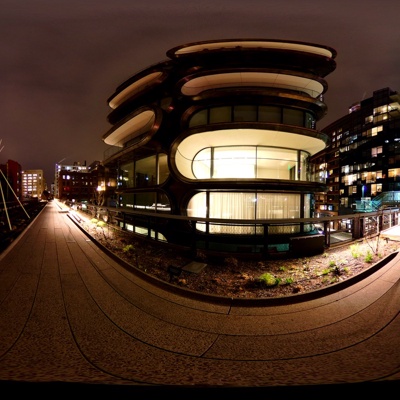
top-left (21, 169), bottom-right (45, 200)
top-left (102, 39), bottom-right (337, 252)
top-left (55, 161), bottom-right (93, 203)
top-left (319, 87), bottom-right (400, 215)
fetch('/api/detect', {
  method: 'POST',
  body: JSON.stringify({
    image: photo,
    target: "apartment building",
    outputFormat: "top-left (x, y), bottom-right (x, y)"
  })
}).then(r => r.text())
top-left (100, 39), bottom-right (337, 251)
top-left (318, 87), bottom-right (400, 215)
top-left (21, 169), bottom-right (45, 200)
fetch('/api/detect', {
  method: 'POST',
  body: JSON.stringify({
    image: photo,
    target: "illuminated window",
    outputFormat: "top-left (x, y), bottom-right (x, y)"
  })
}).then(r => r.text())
top-left (187, 191), bottom-right (307, 234)
top-left (192, 145), bottom-right (309, 181)
top-left (374, 105), bottom-right (388, 115)
top-left (388, 169), bottom-right (400, 179)
top-left (371, 146), bottom-right (383, 157)
top-left (365, 115), bottom-right (373, 124)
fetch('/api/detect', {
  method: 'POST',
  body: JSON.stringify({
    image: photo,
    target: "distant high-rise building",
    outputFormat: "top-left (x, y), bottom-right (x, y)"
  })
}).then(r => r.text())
top-left (21, 169), bottom-right (45, 200)
top-left (55, 161), bottom-right (92, 202)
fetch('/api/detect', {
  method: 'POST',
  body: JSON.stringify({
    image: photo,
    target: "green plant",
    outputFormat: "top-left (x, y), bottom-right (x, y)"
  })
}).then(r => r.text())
top-left (279, 266), bottom-right (286, 272)
top-left (90, 218), bottom-right (98, 224)
top-left (321, 268), bottom-right (331, 275)
top-left (123, 244), bottom-right (135, 253)
top-left (364, 250), bottom-right (373, 263)
top-left (97, 221), bottom-right (106, 228)
top-left (285, 277), bottom-right (294, 285)
top-left (328, 259), bottom-right (336, 268)
top-left (258, 272), bottom-right (278, 287)
top-left (350, 243), bottom-right (360, 258)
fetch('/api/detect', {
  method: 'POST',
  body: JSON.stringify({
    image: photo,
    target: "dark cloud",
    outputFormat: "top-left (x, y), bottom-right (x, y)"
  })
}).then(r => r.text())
top-left (1, 0), bottom-right (399, 184)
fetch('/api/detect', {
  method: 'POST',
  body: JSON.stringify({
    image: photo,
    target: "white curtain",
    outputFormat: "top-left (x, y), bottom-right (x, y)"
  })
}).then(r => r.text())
top-left (187, 192), bottom-right (304, 234)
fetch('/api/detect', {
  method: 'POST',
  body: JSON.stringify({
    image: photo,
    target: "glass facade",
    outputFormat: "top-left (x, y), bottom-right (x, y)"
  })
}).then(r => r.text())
top-left (191, 146), bottom-right (310, 181)
top-left (187, 192), bottom-right (312, 234)
top-left (102, 39), bottom-right (336, 251)
top-left (189, 104), bottom-right (315, 129)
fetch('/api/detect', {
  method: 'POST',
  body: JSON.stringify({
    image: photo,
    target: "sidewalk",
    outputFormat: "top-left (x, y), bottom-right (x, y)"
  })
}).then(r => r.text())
top-left (0, 201), bottom-right (399, 394)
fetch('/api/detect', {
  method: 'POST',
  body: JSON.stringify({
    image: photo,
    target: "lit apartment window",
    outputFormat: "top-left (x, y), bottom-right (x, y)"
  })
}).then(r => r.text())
top-left (187, 192), bottom-right (310, 234)
top-left (365, 115), bottom-right (373, 124)
top-left (371, 146), bottom-right (383, 157)
top-left (372, 125), bottom-right (383, 135)
top-left (374, 114), bottom-right (388, 123)
top-left (348, 186), bottom-right (357, 195)
top-left (374, 105), bottom-right (388, 115)
top-left (187, 145), bottom-right (309, 181)
top-left (342, 165), bottom-right (350, 174)
top-left (388, 169), bottom-right (400, 179)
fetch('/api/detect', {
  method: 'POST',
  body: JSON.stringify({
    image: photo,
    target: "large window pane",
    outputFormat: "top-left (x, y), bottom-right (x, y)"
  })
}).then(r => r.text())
top-left (213, 146), bottom-right (256, 178)
top-left (119, 162), bottom-right (134, 188)
top-left (158, 153), bottom-right (169, 184)
top-left (120, 192), bottom-right (134, 208)
top-left (210, 106), bottom-right (231, 123)
top-left (193, 148), bottom-right (211, 178)
top-left (135, 156), bottom-right (156, 187)
top-left (187, 192), bottom-right (305, 234)
top-left (187, 192), bottom-right (207, 218)
top-left (283, 108), bottom-right (304, 126)
top-left (156, 192), bottom-right (171, 212)
top-left (257, 148), bottom-right (297, 179)
top-left (233, 105), bottom-right (257, 122)
top-left (209, 192), bottom-right (256, 219)
top-left (256, 193), bottom-right (300, 219)
top-left (299, 151), bottom-right (310, 180)
top-left (210, 192), bottom-right (256, 234)
top-left (135, 192), bottom-right (156, 210)
top-left (258, 106), bottom-right (281, 123)
top-left (189, 109), bottom-right (207, 127)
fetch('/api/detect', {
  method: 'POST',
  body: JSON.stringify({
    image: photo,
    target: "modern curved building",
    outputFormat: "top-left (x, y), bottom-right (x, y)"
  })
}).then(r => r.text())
top-left (102, 39), bottom-right (337, 254)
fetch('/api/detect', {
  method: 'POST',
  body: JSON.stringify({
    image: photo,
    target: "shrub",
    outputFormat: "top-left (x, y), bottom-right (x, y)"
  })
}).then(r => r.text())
top-left (350, 243), bottom-right (360, 258)
top-left (321, 268), bottom-right (331, 275)
top-left (123, 244), bottom-right (135, 253)
top-left (364, 250), bottom-right (373, 263)
top-left (258, 272), bottom-right (278, 287)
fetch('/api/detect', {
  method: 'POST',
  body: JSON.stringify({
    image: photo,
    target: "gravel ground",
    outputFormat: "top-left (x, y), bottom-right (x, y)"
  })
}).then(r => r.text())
top-left (83, 217), bottom-right (400, 299)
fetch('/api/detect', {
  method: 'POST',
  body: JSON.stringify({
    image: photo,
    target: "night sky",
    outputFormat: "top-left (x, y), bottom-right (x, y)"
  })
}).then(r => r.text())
top-left (1, 0), bottom-right (399, 184)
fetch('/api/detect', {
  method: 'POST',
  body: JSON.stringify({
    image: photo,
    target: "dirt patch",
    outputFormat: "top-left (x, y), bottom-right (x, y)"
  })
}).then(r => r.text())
top-left (82, 216), bottom-right (400, 299)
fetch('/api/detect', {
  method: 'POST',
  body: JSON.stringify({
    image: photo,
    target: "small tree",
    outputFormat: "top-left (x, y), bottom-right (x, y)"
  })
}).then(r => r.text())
top-left (93, 187), bottom-right (105, 206)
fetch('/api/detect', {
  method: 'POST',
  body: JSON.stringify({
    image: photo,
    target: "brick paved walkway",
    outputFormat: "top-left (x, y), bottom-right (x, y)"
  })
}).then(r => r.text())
top-left (0, 201), bottom-right (399, 394)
